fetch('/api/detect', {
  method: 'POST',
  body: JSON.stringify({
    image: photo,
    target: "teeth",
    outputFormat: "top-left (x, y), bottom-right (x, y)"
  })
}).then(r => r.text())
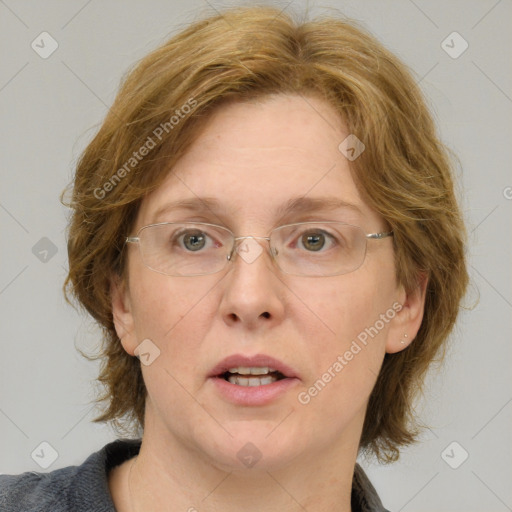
top-left (228, 366), bottom-right (277, 375)
top-left (227, 375), bottom-right (278, 386)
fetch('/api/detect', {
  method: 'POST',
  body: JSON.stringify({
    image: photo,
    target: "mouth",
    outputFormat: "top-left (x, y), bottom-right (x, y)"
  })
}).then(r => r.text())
top-left (220, 366), bottom-right (287, 386)
top-left (208, 354), bottom-right (299, 405)
top-left (209, 354), bottom-right (298, 384)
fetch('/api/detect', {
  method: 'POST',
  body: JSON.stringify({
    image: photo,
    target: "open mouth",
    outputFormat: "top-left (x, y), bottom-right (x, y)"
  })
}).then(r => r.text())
top-left (209, 355), bottom-right (298, 405)
top-left (220, 366), bottom-right (287, 387)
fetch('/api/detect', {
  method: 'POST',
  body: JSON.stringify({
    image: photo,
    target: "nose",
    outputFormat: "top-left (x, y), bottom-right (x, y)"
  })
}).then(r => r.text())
top-left (218, 236), bottom-right (285, 329)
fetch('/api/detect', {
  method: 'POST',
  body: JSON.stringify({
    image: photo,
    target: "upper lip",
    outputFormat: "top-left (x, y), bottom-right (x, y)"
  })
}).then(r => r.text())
top-left (209, 353), bottom-right (299, 379)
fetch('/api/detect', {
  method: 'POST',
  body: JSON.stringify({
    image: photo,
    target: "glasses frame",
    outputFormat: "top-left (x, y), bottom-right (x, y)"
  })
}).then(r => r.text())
top-left (125, 221), bottom-right (394, 277)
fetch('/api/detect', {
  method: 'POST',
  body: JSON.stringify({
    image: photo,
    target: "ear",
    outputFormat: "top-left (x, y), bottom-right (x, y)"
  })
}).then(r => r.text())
top-left (110, 274), bottom-right (138, 356)
top-left (386, 273), bottom-right (428, 354)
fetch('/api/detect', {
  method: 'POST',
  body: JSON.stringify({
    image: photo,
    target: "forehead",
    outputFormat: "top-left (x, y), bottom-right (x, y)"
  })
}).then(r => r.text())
top-left (137, 94), bottom-right (381, 230)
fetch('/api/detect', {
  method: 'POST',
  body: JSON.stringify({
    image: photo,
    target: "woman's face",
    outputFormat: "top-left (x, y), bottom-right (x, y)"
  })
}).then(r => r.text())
top-left (113, 93), bottom-right (423, 472)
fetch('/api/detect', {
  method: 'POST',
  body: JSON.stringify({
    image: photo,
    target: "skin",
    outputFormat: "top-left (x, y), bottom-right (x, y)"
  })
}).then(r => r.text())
top-left (109, 93), bottom-right (427, 512)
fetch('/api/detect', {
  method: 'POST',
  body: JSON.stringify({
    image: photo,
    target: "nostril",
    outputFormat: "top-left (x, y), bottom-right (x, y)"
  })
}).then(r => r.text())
top-left (261, 312), bottom-right (270, 319)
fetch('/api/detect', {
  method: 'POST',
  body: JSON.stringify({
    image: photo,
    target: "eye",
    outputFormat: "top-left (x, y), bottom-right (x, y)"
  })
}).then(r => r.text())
top-left (295, 229), bottom-right (337, 252)
top-left (182, 230), bottom-right (206, 251)
top-left (173, 228), bottom-right (220, 252)
top-left (300, 232), bottom-right (325, 251)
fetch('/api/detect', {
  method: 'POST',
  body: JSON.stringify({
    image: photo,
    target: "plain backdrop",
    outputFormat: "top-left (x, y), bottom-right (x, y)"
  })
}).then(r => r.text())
top-left (1, 1), bottom-right (511, 511)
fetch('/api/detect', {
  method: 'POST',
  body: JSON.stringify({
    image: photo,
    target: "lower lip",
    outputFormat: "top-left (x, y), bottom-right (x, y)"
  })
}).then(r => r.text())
top-left (210, 376), bottom-right (299, 406)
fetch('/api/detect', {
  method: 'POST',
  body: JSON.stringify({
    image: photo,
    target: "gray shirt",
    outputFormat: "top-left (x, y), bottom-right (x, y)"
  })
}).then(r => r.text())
top-left (0, 438), bottom-right (390, 511)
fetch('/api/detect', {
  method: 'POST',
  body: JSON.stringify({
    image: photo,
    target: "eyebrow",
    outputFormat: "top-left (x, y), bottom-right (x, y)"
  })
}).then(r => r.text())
top-left (152, 195), bottom-right (363, 223)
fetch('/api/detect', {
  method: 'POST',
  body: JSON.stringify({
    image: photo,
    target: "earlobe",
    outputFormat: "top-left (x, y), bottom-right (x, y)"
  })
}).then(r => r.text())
top-left (385, 273), bottom-right (428, 354)
top-left (110, 274), bottom-right (137, 356)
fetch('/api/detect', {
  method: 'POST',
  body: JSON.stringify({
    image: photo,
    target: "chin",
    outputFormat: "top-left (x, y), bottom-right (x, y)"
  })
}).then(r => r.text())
top-left (197, 424), bottom-right (306, 473)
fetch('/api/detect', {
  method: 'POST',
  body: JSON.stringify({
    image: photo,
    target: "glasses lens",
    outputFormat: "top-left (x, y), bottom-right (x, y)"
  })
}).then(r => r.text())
top-left (138, 223), bottom-right (233, 276)
top-left (270, 222), bottom-right (367, 276)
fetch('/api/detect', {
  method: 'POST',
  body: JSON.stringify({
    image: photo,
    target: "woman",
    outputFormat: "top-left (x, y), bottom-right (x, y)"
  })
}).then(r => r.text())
top-left (0, 5), bottom-right (468, 512)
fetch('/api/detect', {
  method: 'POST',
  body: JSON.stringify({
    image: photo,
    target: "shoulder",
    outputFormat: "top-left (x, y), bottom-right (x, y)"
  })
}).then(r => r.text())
top-left (0, 466), bottom-right (79, 512)
top-left (0, 438), bottom-right (141, 512)
top-left (352, 463), bottom-right (391, 512)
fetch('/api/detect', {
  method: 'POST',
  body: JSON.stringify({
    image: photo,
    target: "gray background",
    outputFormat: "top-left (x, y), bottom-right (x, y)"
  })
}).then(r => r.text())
top-left (1, 1), bottom-right (511, 511)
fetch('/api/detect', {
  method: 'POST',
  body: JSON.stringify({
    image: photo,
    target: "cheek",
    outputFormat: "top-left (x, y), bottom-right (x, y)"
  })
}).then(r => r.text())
top-left (129, 270), bottom-right (218, 365)
top-left (130, 277), bottom-right (177, 340)
top-left (298, 271), bottom-right (395, 349)
top-left (293, 269), bottom-right (395, 404)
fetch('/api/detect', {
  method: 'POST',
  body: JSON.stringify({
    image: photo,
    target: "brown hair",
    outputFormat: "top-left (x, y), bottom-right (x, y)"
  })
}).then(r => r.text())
top-left (63, 5), bottom-right (468, 463)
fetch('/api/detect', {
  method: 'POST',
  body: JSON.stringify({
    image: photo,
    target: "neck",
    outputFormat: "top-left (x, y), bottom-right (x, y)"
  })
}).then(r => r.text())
top-left (127, 411), bottom-right (362, 512)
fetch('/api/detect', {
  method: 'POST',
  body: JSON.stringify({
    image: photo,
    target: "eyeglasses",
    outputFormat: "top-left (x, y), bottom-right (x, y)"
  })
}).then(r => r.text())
top-left (125, 221), bottom-right (393, 277)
